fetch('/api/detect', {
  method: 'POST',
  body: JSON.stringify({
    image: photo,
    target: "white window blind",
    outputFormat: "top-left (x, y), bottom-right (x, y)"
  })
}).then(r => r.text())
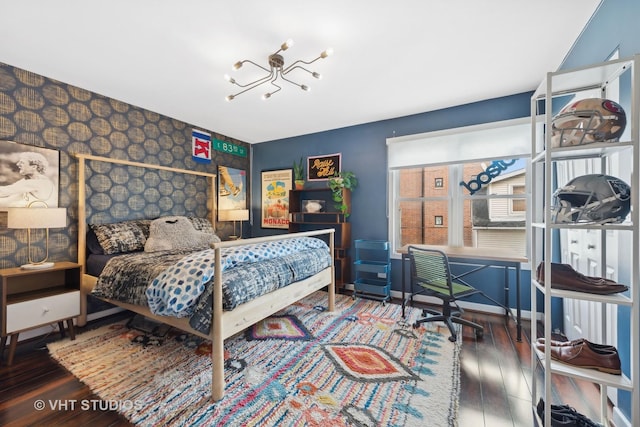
top-left (386, 117), bottom-right (532, 169)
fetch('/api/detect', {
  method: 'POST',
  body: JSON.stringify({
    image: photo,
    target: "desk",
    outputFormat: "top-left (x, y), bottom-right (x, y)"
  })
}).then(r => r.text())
top-left (400, 245), bottom-right (527, 342)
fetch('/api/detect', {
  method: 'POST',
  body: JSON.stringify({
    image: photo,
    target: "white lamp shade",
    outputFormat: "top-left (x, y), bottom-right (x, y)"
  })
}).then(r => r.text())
top-left (218, 209), bottom-right (249, 222)
top-left (6, 207), bottom-right (67, 229)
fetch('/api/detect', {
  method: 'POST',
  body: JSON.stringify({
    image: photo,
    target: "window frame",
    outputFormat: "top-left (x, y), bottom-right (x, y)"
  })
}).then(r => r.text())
top-left (386, 117), bottom-right (532, 264)
top-left (509, 184), bottom-right (526, 216)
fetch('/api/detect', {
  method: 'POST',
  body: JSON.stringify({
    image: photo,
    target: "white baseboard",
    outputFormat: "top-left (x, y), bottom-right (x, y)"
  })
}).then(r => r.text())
top-left (86, 307), bottom-right (125, 322)
top-left (13, 324), bottom-right (59, 342)
top-left (14, 307), bottom-right (125, 343)
top-left (343, 283), bottom-right (532, 320)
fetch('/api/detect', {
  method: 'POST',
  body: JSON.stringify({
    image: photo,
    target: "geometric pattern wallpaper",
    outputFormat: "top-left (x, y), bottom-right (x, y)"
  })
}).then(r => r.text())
top-left (0, 62), bottom-right (250, 269)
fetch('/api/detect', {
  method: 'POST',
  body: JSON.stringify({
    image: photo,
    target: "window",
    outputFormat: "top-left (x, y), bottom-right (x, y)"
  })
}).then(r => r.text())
top-left (510, 184), bottom-right (526, 214)
top-left (387, 118), bottom-right (531, 257)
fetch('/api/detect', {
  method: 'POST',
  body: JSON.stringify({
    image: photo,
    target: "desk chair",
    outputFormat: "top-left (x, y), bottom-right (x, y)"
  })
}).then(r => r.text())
top-left (408, 245), bottom-right (512, 342)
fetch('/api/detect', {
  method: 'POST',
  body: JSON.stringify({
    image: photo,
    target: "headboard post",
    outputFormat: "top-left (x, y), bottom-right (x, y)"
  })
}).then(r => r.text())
top-left (77, 156), bottom-right (87, 266)
top-left (209, 176), bottom-right (216, 231)
top-left (77, 155), bottom-right (88, 326)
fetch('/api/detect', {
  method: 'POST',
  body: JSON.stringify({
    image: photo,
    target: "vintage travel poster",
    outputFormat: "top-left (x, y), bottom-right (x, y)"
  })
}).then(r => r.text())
top-left (261, 169), bottom-right (292, 229)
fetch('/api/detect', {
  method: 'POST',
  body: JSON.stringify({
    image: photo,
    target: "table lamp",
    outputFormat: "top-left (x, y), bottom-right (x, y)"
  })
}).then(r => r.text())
top-left (218, 209), bottom-right (249, 240)
top-left (6, 207), bottom-right (67, 269)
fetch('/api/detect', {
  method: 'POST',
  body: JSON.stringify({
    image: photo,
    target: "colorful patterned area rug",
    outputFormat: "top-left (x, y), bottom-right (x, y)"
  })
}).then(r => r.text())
top-left (48, 292), bottom-right (461, 426)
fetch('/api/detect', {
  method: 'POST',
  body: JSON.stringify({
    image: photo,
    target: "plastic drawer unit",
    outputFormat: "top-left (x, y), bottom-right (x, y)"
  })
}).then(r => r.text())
top-left (353, 239), bottom-right (391, 304)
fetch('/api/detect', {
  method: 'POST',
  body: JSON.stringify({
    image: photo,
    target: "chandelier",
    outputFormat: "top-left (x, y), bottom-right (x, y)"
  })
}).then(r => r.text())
top-left (224, 39), bottom-right (332, 101)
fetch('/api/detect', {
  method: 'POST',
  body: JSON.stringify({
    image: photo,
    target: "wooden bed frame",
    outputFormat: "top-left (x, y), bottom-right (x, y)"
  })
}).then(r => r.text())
top-left (74, 153), bottom-right (336, 401)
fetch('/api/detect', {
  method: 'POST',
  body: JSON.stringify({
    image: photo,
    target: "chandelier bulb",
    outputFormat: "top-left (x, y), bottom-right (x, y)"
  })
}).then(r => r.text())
top-left (233, 61), bottom-right (243, 70)
top-left (301, 85), bottom-right (309, 92)
top-left (282, 39), bottom-right (294, 51)
top-left (320, 48), bottom-right (333, 58)
top-left (312, 72), bottom-right (321, 79)
top-left (262, 93), bottom-right (271, 100)
top-left (225, 95), bottom-right (235, 102)
top-left (224, 74), bottom-right (235, 84)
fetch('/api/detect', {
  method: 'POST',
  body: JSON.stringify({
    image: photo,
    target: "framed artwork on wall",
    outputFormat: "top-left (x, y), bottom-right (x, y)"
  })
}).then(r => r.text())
top-left (307, 153), bottom-right (341, 181)
top-left (261, 168), bottom-right (292, 229)
top-left (0, 140), bottom-right (59, 208)
top-left (218, 165), bottom-right (247, 215)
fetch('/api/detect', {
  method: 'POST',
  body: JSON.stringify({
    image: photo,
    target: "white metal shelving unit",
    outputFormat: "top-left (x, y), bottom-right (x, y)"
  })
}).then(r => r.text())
top-left (530, 56), bottom-right (639, 427)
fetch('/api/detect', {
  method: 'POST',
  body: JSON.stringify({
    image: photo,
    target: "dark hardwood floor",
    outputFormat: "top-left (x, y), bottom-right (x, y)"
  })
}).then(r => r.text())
top-left (0, 305), bottom-right (606, 426)
top-left (455, 308), bottom-right (609, 427)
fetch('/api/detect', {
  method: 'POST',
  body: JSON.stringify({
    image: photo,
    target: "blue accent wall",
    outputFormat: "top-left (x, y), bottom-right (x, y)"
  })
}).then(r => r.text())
top-left (251, 92), bottom-right (533, 309)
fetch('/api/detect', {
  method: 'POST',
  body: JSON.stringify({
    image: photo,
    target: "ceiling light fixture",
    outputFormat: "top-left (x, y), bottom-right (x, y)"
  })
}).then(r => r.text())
top-left (225, 39), bottom-right (332, 101)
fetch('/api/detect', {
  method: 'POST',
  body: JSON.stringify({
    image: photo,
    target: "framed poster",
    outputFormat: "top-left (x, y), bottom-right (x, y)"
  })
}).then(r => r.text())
top-left (0, 140), bottom-right (59, 208)
top-left (218, 166), bottom-right (247, 214)
top-left (307, 153), bottom-right (341, 181)
top-left (261, 169), bottom-right (292, 229)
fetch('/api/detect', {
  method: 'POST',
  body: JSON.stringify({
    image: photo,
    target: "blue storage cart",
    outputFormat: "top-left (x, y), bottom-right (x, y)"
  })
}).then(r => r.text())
top-left (353, 239), bottom-right (391, 304)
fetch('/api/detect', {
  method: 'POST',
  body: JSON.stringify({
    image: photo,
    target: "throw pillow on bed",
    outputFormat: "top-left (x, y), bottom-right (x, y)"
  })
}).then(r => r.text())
top-left (145, 216), bottom-right (217, 252)
top-left (89, 220), bottom-right (149, 255)
top-left (188, 216), bottom-right (218, 237)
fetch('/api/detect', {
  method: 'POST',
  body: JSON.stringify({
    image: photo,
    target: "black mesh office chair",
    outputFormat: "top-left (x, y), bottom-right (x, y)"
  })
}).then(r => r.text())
top-left (407, 245), bottom-right (513, 342)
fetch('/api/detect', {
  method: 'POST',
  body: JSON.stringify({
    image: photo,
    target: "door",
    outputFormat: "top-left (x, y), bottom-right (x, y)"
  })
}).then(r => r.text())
top-left (557, 158), bottom-right (620, 405)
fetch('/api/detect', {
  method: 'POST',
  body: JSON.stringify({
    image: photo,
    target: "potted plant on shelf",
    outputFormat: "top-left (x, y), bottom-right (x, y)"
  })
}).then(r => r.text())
top-left (293, 157), bottom-right (305, 190)
top-left (328, 171), bottom-right (357, 218)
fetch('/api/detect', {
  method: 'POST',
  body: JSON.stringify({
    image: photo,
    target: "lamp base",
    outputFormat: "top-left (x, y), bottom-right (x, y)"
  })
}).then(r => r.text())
top-left (21, 261), bottom-right (55, 270)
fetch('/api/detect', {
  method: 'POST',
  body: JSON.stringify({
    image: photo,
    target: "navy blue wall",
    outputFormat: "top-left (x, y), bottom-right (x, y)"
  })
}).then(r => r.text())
top-left (251, 92), bottom-right (533, 311)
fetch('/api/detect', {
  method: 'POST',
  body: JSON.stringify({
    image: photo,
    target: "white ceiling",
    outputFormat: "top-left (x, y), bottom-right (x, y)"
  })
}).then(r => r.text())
top-left (0, 1), bottom-right (601, 144)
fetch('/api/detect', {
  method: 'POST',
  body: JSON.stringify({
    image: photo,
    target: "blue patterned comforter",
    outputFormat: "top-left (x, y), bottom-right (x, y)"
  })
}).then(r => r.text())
top-left (92, 237), bottom-right (332, 334)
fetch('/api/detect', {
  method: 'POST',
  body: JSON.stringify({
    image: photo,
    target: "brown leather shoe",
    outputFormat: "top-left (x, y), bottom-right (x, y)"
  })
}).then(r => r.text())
top-left (535, 340), bottom-right (621, 374)
top-left (536, 262), bottom-right (629, 295)
top-left (536, 337), bottom-right (618, 353)
top-left (537, 262), bottom-right (618, 285)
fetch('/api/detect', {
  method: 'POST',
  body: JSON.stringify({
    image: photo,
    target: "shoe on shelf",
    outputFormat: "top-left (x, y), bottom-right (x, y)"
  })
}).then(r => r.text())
top-left (536, 338), bottom-right (618, 353)
top-left (536, 262), bottom-right (629, 295)
top-left (534, 339), bottom-right (621, 374)
top-left (536, 398), bottom-right (603, 427)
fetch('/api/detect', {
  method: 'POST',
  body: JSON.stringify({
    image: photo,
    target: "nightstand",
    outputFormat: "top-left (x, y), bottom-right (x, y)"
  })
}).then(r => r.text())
top-left (0, 262), bottom-right (81, 365)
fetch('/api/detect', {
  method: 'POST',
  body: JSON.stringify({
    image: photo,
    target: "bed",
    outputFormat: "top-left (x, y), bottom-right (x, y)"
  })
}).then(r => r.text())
top-left (75, 153), bottom-right (335, 401)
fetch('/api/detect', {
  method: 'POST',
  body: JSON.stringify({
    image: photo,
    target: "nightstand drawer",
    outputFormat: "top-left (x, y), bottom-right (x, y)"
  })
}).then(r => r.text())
top-left (6, 290), bottom-right (80, 333)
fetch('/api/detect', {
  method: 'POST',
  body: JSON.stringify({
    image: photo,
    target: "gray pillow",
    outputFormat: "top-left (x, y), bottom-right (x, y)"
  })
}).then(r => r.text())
top-left (145, 216), bottom-right (217, 252)
top-left (188, 217), bottom-right (221, 243)
top-left (89, 220), bottom-right (149, 255)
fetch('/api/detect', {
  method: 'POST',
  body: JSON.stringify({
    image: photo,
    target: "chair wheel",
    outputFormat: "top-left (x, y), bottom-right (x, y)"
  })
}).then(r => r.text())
top-left (448, 335), bottom-right (457, 342)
